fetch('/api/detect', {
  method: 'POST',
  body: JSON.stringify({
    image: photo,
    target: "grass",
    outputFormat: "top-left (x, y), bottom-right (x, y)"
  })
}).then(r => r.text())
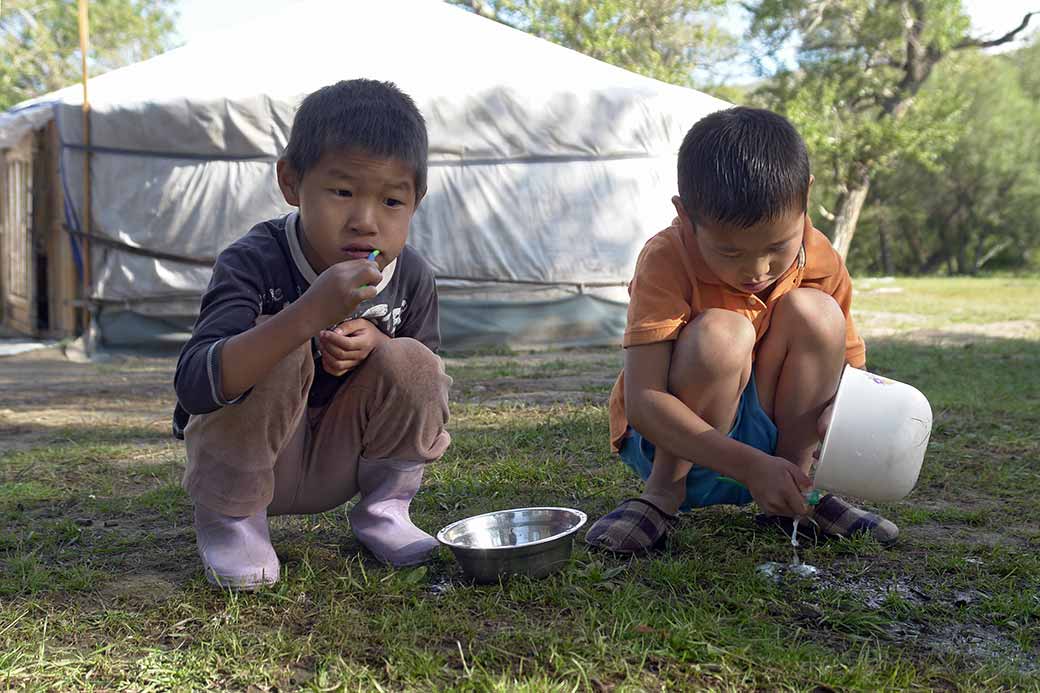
top-left (1, 277), bottom-right (1038, 690)
top-left (852, 276), bottom-right (1040, 332)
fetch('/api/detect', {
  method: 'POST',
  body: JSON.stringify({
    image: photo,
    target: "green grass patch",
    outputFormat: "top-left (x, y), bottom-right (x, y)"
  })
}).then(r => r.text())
top-left (853, 276), bottom-right (1040, 330)
top-left (1, 279), bottom-right (1038, 689)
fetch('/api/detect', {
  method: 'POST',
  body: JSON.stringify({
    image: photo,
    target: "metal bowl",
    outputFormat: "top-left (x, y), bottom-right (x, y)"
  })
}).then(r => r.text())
top-left (436, 507), bottom-right (587, 583)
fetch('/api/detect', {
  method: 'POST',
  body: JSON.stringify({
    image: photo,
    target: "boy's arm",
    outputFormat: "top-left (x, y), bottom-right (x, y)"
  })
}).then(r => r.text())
top-left (220, 259), bottom-right (383, 400)
top-left (217, 298), bottom-right (327, 401)
top-left (174, 246), bottom-right (271, 415)
top-left (624, 341), bottom-right (810, 517)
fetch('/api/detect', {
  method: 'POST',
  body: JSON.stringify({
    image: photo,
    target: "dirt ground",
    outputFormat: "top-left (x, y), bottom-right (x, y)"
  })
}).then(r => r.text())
top-left (0, 347), bottom-right (174, 454)
top-left (1, 315), bottom-right (1037, 454)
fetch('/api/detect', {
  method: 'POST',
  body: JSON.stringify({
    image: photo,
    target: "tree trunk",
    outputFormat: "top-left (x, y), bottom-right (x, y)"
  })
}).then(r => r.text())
top-left (919, 249), bottom-right (948, 274)
top-left (956, 211), bottom-right (974, 275)
top-left (936, 224), bottom-right (957, 274)
top-left (878, 223), bottom-right (895, 276)
top-left (831, 174), bottom-right (871, 261)
top-left (902, 226), bottom-right (925, 273)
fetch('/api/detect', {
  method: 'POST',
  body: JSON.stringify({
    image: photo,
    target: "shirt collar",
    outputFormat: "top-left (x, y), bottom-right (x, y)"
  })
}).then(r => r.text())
top-left (284, 211), bottom-right (397, 295)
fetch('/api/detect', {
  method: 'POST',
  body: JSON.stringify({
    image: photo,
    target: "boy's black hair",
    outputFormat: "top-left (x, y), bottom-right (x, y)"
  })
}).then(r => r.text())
top-left (677, 106), bottom-right (810, 229)
top-left (283, 79), bottom-right (428, 199)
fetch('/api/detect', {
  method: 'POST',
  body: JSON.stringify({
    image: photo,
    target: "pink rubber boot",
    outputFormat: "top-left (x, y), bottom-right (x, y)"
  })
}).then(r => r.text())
top-left (349, 458), bottom-right (439, 567)
top-left (194, 503), bottom-right (280, 589)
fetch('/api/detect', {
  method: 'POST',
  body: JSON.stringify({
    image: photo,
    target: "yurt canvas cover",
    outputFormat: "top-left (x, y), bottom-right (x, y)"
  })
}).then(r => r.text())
top-left (0, 0), bottom-right (729, 349)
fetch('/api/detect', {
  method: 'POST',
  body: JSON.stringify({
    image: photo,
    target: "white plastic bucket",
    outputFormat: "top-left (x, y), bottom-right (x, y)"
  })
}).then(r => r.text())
top-left (814, 365), bottom-right (933, 502)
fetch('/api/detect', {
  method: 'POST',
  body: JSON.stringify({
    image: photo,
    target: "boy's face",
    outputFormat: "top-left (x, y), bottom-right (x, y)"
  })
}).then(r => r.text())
top-left (673, 196), bottom-right (806, 296)
top-left (277, 149), bottom-right (419, 274)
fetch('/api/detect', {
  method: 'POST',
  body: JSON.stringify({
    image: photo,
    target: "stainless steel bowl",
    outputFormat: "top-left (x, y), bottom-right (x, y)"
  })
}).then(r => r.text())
top-left (436, 507), bottom-right (587, 583)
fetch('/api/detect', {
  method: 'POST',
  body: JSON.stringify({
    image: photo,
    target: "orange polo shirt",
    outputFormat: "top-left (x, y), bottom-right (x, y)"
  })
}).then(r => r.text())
top-left (608, 218), bottom-right (866, 451)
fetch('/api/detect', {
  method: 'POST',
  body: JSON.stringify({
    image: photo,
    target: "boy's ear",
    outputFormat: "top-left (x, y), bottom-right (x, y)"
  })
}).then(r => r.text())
top-left (671, 195), bottom-right (694, 232)
top-left (277, 159), bottom-right (301, 206)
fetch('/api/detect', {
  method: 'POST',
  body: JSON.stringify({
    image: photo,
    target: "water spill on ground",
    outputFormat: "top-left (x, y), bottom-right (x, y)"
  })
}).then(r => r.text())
top-left (428, 577), bottom-right (455, 596)
top-left (791, 517), bottom-right (801, 566)
top-left (756, 560), bottom-right (819, 581)
top-left (756, 517), bottom-right (820, 581)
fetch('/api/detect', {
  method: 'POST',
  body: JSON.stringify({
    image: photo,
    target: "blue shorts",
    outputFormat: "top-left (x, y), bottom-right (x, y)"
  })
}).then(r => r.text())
top-left (619, 370), bottom-right (778, 511)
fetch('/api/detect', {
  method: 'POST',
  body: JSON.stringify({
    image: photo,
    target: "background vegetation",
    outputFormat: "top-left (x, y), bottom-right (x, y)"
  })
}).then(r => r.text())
top-left (450, 0), bottom-right (1039, 275)
top-left (3, 1), bottom-right (1035, 273)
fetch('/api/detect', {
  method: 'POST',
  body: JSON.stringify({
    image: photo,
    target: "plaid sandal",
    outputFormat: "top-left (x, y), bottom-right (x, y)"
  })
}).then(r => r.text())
top-left (810, 494), bottom-right (899, 544)
top-left (756, 494), bottom-right (899, 545)
top-left (585, 498), bottom-right (678, 554)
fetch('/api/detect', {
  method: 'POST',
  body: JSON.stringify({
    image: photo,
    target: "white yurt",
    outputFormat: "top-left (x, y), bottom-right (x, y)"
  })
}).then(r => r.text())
top-left (0, 0), bottom-right (728, 348)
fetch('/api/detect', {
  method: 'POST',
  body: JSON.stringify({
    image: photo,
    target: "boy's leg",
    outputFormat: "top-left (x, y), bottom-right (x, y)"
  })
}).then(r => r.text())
top-left (754, 288), bottom-right (898, 543)
top-left (182, 339), bottom-right (313, 589)
top-left (586, 309), bottom-right (754, 552)
top-left (754, 288), bottom-right (846, 474)
top-left (643, 308), bottom-right (757, 513)
top-left (269, 337), bottom-right (452, 566)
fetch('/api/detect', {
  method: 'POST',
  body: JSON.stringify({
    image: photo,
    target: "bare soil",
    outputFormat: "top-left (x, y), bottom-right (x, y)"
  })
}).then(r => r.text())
top-left (2, 316), bottom-right (1036, 451)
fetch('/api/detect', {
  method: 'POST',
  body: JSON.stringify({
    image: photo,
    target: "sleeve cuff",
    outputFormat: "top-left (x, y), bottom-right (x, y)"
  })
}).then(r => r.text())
top-left (206, 338), bottom-right (250, 406)
top-left (622, 322), bottom-right (684, 348)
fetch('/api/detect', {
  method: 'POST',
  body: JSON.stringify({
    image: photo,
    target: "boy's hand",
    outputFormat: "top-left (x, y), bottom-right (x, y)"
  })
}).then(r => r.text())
top-left (745, 452), bottom-right (813, 518)
top-left (319, 318), bottom-right (389, 376)
top-left (303, 259), bottom-right (383, 330)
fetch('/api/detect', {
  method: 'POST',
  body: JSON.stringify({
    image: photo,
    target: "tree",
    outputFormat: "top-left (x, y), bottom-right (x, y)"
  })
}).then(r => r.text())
top-left (448, 0), bottom-right (733, 87)
top-left (0, 0), bottom-right (177, 111)
top-left (858, 44), bottom-right (1040, 275)
top-left (746, 0), bottom-right (1036, 259)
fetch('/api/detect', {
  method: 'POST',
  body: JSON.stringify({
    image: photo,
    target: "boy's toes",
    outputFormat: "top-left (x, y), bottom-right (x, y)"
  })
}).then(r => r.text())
top-left (585, 498), bottom-right (677, 554)
top-left (810, 494), bottom-right (899, 545)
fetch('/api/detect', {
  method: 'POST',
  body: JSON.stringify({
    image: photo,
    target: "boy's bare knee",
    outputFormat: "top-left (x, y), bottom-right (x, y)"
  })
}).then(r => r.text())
top-left (775, 288), bottom-right (845, 346)
top-left (670, 309), bottom-right (755, 390)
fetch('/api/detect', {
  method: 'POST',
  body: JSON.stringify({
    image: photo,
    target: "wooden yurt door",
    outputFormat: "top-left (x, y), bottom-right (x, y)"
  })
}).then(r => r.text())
top-left (1, 135), bottom-right (36, 335)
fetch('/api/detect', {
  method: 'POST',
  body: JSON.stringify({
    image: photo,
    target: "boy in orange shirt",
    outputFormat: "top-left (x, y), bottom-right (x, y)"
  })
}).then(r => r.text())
top-left (586, 107), bottom-right (897, 553)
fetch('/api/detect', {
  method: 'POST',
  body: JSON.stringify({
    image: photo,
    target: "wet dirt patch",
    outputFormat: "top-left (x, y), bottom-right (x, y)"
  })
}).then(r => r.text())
top-left (796, 566), bottom-right (1039, 674)
top-left (926, 623), bottom-right (1038, 673)
top-left (817, 571), bottom-right (933, 610)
